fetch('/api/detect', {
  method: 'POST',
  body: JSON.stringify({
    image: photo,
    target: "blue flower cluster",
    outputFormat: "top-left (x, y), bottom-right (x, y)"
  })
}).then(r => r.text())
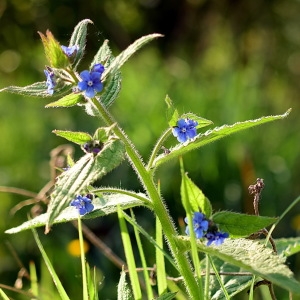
top-left (44, 44), bottom-right (105, 98)
top-left (70, 194), bottom-right (94, 215)
top-left (172, 118), bottom-right (198, 143)
top-left (184, 212), bottom-right (229, 246)
top-left (44, 68), bottom-right (56, 95)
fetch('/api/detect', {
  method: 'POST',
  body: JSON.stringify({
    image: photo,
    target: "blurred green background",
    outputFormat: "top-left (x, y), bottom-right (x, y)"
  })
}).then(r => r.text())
top-left (0, 0), bottom-right (300, 299)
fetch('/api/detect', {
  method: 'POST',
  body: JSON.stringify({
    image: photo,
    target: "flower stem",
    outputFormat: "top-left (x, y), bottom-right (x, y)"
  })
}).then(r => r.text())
top-left (77, 215), bottom-right (89, 300)
top-left (146, 127), bottom-right (172, 171)
top-left (90, 98), bottom-right (202, 298)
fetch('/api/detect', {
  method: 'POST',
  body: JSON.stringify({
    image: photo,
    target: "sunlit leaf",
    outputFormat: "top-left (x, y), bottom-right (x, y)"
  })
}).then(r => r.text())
top-left (46, 93), bottom-right (84, 108)
top-left (0, 81), bottom-right (71, 98)
top-left (102, 34), bottom-right (163, 80)
top-left (52, 130), bottom-right (92, 145)
top-left (181, 172), bottom-right (212, 217)
top-left (153, 109), bottom-right (291, 169)
top-left (38, 30), bottom-right (69, 68)
top-left (177, 237), bottom-right (300, 294)
top-left (45, 138), bottom-right (125, 231)
top-left (212, 211), bottom-right (277, 237)
top-left (69, 19), bottom-right (93, 70)
top-left (5, 192), bottom-right (148, 234)
top-left (117, 270), bottom-right (133, 300)
top-left (274, 237), bottom-right (300, 257)
top-left (200, 257), bottom-right (252, 299)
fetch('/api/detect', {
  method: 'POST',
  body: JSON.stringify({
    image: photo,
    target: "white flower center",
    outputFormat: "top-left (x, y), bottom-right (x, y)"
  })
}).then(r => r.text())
top-left (88, 80), bottom-right (93, 87)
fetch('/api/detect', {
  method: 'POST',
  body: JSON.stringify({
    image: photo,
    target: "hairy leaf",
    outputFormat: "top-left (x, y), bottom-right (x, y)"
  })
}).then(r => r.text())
top-left (153, 109), bottom-right (291, 169)
top-left (0, 81), bottom-right (71, 98)
top-left (102, 34), bottom-right (163, 80)
top-left (5, 193), bottom-right (148, 234)
top-left (117, 270), bottom-right (133, 300)
top-left (177, 237), bottom-right (300, 294)
top-left (69, 19), bottom-right (93, 70)
top-left (181, 172), bottom-right (212, 217)
top-left (45, 138), bottom-right (125, 232)
top-left (52, 130), bottom-right (92, 145)
top-left (46, 93), bottom-right (84, 107)
top-left (212, 211), bottom-right (277, 237)
top-left (274, 237), bottom-right (300, 257)
top-left (38, 30), bottom-right (69, 68)
top-left (201, 257), bottom-right (252, 299)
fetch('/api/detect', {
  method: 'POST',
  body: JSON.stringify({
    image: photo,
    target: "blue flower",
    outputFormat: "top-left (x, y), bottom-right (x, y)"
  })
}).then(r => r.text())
top-left (172, 119), bottom-right (198, 143)
top-left (185, 212), bottom-right (209, 239)
top-left (61, 45), bottom-right (79, 57)
top-left (205, 231), bottom-right (229, 246)
top-left (44, 69), bottom-right (56, 95)
top-left (70, 195), bottom-right (94, 215)
top-left (92, 63), bottom-right (105, 73)
top-left (77, 65), bottom-right (105, 98)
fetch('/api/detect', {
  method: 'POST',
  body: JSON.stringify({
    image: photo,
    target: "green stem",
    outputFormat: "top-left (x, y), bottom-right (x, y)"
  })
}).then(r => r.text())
top-left (146, 127), bottom-right (172, 171)
top-left (90, 98), bottom-right (201, 298)
top-left (77, 215), bottom-right (89, 300)
top-left (91, 187), bottom-right (152, 206)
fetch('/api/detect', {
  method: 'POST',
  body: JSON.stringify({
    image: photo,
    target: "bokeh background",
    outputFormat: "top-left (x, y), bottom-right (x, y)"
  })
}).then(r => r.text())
top-left (0, 0), bottom-right (300, 299)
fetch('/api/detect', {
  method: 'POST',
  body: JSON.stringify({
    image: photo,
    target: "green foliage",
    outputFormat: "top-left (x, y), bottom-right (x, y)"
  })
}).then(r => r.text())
top-left (68, 19), bottom-right (93, 70)
top-left (177, 237), bottom-right (300, 294)
top-left (181, 171), bottom-right (212, 217)
top-left (212, 211), bottom-right (278, 238)
top-left (31, 228), bottom-right (70, 300)
top-left (117, 270), bottom-right (133, 300)
top-left (46, 137), bottom-right (125, 231)
top-left (1, 18), bottom-right (300, 300)
top-left (53, 130), bottom-right (92, 144)
top-left (153, 109), bottom-right (291, 170)
top-left (46, 93), bottom-right (84, 107)
top-left (38, 30), bottom-right (69, 68)
top-left (5, 192), bottom-right (148, 234)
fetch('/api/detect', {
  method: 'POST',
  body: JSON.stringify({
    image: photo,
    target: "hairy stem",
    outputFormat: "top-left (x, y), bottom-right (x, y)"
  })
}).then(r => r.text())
top-left (90, 98), bottom-right (201, 298)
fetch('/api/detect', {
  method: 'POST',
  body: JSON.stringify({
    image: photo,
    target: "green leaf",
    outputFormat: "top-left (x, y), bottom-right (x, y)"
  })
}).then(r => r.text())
top-left (181, 112), bottom-right (213, 129)
top-left (5, 192), bottom-right (148, 234)
top-left (152, 109), bottom-right (291, 169)
top-left (0, 289), bottom-right (11, 300)
top-left (69, 19), bottom-right (93, 70)
top-left (156, 292), bottom-right (177, 300)
top-left (181, 172), bottom-right (212, 217)
top-left (52, 130), bottom-right (92, 145)
top-left (118, 208), bottom-right (142, 299)
top-left (274, 237), bottom-right (300, 257)
top-left (94, 40), bottom-right (122, 107)
top-left (0, 81), bottom-right (71, 98)
top-left (165, 95), bottom-right (179, 127)
top-left (177, 237), bottom-right (300, 294)
top-left (31, 228), bottom-right (71, 300)
top-left (212, 211), bottom-right (277, 237)
top-left (38, 30), bottom-right (69, 68)
top-left (90, 39), bottom-right (111, 67)
top-left (46, 93), bottom-right (84, 108)
top-left (93, 125), bottom-right (116, 143)
top-left (102, 33), bottom-right (163, 80)
top-left (45, 138), bottom-right (125, 232)
top-left (201, 257), bottom-right (252, 299)
top-left (117, 270), bottom-right (134, 300)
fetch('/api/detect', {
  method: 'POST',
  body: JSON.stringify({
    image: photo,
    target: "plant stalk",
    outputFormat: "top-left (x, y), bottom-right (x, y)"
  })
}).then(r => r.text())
top-left (90, 98), bottom-right (201, 298)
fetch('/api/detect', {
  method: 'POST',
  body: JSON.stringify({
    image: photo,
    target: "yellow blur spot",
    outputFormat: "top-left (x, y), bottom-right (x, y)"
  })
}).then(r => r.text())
top-left (67, 239), bottom-right (90, 257)
top-left (291, 214), bottom-right (300, 231)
